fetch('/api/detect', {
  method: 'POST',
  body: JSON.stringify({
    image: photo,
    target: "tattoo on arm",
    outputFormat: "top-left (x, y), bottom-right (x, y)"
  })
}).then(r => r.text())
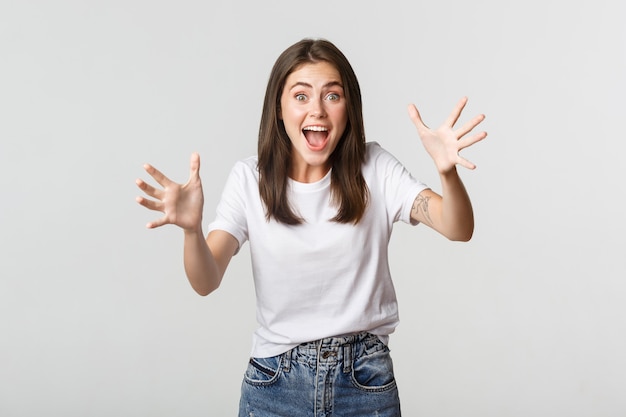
top-left (412, 194), bottom-right (433, 225)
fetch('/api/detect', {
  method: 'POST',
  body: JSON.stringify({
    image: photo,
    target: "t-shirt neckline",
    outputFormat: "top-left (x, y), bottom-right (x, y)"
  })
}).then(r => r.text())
top-left (288, 169), bottom-right (332, 193)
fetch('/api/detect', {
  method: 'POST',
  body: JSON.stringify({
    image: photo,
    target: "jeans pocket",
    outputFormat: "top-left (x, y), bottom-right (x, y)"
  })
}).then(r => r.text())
top-left (351, 346), bottom-right (397, 392)
top-left (243, 355), bottom-right (283, 386)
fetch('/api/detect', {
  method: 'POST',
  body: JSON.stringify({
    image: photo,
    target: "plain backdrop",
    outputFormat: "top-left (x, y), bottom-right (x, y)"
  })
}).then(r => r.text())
top-left (1, 0), bottom-right (625, 416)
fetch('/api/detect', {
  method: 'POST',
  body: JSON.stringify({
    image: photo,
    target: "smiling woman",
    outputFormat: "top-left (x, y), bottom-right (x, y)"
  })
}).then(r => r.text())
top-left (258, 40), bottom-right (370, 226)
top-left (279, 61), bottom-right (348, 182)
top-left (135, 38), bottom-right (486, 416)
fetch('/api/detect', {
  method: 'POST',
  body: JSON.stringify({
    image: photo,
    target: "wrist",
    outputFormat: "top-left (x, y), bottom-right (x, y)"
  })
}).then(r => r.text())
top-left (183, 224), bottom-right (204, 237)
top-left (438, 165), bottom-right (458, 178)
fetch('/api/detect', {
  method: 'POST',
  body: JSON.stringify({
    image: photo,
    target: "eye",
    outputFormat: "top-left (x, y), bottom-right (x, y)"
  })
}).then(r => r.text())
top-left (326, 93), bottom-right (340, 101)
top-left (295, 94), bottom-right (307, 101)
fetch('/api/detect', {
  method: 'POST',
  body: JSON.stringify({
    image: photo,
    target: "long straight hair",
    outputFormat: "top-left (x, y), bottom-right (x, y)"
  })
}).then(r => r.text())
top-left (258, 39), bottom-right (369, 225)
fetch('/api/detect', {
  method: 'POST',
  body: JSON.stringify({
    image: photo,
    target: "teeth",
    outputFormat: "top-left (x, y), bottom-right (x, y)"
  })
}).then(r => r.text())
top-left (303, 126), bottom-right (328, 132)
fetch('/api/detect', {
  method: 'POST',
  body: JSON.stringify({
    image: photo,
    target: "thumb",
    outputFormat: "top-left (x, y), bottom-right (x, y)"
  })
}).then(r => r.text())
top-left (189, 152), bottom-right (201, 179)
top-left (407, 104), bottom-right (428, 131)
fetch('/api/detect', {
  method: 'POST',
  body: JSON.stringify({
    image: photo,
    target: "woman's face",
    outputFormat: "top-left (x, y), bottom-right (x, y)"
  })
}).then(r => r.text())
top-left (280, 61), bottom-right (348, 183)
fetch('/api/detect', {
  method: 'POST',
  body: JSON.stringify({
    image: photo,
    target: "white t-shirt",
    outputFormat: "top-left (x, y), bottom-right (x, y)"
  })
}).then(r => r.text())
top-left (208, 142), bottom-right (428, 358)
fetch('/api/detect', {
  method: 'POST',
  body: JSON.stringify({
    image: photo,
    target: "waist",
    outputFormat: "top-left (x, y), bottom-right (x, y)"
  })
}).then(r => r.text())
top-left (287, 332), bottom-right (387, 366)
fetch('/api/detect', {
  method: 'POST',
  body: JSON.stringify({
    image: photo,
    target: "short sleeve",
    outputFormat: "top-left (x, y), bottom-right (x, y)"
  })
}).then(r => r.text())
top-left (207, 161), bottom-right (252, 255)
top-left (366, 142), bottom-right (429, 225)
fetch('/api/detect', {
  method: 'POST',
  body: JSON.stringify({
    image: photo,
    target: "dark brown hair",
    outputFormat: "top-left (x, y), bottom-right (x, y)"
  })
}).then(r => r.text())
top-left (258, 38), bottom-right (369, 225)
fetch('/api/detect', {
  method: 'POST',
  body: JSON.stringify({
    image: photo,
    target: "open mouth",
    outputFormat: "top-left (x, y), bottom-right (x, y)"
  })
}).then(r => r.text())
top-left (302, 126), bottom-right (329, 151)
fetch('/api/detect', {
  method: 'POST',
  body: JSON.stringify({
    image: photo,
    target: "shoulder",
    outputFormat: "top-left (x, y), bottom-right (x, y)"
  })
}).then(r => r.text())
top-left (233, 154), bottom-right (258, 172)
top-left (221, 155), bottom-right (260, 197)
top-left (365, 141), bottom-right (384, 158)
top-left (364, 141), bottom-right (404, 172)
top-left (228, 155), bottom-right (259, 181)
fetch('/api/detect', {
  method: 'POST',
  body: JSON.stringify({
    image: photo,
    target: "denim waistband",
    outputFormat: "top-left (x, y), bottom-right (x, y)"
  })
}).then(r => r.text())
top-left (283, 332), bottom-right (385, 373)
top-left (298, 332), bottom-right (378, 350)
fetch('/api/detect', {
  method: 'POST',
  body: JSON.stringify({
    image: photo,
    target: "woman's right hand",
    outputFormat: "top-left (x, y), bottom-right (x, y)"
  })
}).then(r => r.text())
top-left (135, 153), bottom-right (204, 232)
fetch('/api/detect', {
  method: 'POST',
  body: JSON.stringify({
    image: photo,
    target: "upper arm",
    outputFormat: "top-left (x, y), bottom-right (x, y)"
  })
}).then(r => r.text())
top-left (206, 229), bottom-right (239, 279)
top-left (410, 188), bottom-right (443, 230)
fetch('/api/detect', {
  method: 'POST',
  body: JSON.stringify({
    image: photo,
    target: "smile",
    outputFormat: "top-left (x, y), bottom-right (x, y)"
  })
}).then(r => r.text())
top-left (302, 126), bottom-right (330, 150)
top-left (303, 126), bottom-right (328, 132)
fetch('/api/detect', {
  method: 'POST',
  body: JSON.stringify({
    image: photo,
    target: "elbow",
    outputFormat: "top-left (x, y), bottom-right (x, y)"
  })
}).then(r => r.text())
top-left (450, 233), bottom-right (473, 242)
top-left (186, 267), bottom-right (224, 297)
top-left (192, 281), bottom-right (220, 297)
top-left (446, 226), bottom-right (474, 242)
top-left (194, 287), bottom-right (215, 297)
top-left (448, 217), bottom-right (474, 242)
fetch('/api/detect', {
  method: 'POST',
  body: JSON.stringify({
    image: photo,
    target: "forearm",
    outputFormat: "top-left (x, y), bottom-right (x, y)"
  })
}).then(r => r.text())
top-left (438, 167), bottom-right (474, 241)
top-left (183, 227), bottom-right (222, 296)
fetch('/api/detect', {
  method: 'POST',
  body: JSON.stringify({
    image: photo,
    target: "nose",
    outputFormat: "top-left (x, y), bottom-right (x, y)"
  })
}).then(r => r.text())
top-left (309, 98), bottom-right (327, 118)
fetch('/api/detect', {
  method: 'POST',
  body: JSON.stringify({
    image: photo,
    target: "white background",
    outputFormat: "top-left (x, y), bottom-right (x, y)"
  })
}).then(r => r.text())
top-left (1, 0), bottom-right (625, 416)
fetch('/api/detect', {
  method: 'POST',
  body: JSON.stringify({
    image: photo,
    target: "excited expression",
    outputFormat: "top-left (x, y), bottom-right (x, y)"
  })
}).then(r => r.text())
top-left (280, 61), bottom-right (348, 183)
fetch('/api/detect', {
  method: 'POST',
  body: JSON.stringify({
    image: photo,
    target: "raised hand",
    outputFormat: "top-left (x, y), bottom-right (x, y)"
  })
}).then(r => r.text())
top-left (408, 97), bottom-right (487, 174)
top-left (135, 153), bottom-right (204, 231)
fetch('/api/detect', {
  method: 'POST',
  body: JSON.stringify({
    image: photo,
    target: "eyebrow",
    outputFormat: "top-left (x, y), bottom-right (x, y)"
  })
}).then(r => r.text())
top-left (287, 81), bottom-right (344, 91)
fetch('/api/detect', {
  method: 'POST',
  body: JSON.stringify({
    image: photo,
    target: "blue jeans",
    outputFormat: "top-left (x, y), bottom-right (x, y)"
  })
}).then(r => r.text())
top-left (239, 332), bottom-right (401, 417)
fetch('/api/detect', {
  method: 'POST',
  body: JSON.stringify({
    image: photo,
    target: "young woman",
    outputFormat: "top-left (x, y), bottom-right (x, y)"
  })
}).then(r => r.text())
top-left (136, 38), bottom-right (486, 417)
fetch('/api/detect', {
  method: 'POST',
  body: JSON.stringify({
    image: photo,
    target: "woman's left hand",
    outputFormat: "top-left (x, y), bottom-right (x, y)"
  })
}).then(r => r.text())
top-left (408, 97), bottom-right (487, 174)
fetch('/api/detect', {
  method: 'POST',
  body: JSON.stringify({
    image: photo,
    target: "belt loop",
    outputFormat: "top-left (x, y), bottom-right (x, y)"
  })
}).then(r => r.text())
top-left (282, 348), bottom-right (292, 372)
top-left (342, 341), bottom-right (352, 374)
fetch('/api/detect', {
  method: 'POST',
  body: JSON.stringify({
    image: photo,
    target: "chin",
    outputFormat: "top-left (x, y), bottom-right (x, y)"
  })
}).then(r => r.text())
top-left (304, 155), bottom-right (331, 168)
